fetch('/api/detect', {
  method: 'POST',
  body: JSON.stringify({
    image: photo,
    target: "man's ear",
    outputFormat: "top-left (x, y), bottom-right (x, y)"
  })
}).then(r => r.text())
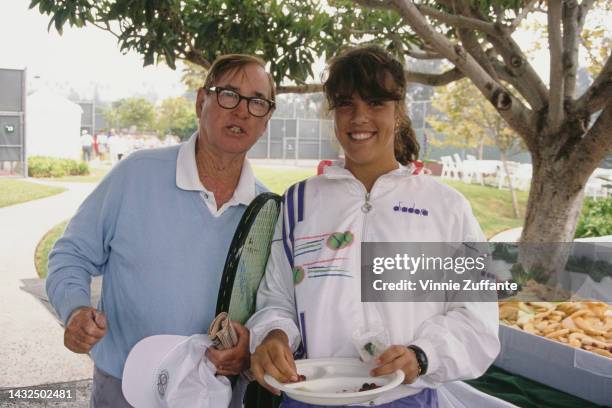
top-left (196, 87), bottom-right (206, 117)
top-left (262, 110), bottom-right (275, 133)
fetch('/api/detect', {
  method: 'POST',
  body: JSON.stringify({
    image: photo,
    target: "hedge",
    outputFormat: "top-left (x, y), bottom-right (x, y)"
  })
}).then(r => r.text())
top-left (28, 156), bottom-right (90, 178)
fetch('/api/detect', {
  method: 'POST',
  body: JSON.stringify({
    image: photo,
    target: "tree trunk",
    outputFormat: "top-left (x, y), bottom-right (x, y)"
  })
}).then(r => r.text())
top-left (500, 152), bottom-right (520, 219)
top-left (518, 141), bottom-right (589, 286)
top-left (478, 139), bottom-right (485, 160)
top-left (521, 151), bottom-right (589, 243)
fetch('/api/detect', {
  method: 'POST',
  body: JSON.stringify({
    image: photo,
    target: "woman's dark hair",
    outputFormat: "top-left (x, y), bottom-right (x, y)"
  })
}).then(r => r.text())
top-left (323, 45), bottom-right (419, 164)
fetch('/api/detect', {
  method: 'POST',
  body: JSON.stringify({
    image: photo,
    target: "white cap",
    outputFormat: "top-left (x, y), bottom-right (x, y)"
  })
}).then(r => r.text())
top-left (122, 334), bottom-right (232, 408)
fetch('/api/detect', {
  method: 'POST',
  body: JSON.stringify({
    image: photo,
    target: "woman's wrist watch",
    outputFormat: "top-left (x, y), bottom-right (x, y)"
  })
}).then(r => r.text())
top-left (407, 345), bottom-right (428, 376)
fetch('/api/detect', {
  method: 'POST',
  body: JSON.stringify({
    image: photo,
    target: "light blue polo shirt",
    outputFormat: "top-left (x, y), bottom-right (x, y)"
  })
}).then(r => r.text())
top-left (46, 133), bottom-right (266, 378)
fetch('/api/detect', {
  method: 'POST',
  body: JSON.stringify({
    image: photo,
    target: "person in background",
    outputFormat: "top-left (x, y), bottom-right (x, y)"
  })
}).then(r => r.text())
top-left (46, 54), bottom-right (277, 407)
top-left (96, 131), bottom-right (108, 161)
top-left (80, 129), bottom-right (93, 162)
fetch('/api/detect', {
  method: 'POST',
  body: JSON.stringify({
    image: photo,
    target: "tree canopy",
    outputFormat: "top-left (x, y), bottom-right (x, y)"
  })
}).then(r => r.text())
top-left (103, 97), bottom-right (156, 131)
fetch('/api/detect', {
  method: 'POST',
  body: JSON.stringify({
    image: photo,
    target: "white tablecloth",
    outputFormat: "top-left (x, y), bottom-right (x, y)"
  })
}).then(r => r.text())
top-left (438, 381), bottom-right (519, 408)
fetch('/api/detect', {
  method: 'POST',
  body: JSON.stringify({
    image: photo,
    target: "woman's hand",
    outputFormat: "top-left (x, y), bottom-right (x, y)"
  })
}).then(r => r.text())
top-left (370, 345), bottom-right (420, 384)
top-left (250, 329), bottom-right (298, 395)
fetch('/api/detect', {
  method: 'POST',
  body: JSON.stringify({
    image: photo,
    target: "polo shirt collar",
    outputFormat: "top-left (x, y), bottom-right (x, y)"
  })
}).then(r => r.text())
top-left (176, 132), bottom-right (256, 209)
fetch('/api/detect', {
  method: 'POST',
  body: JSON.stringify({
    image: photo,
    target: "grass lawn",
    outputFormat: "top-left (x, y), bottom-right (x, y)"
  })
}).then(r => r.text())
top-left (253, 166), bottom-right (316, 194)
top-left (38, 164), bottom-right (313, 187)
top-left (35, 220), bottom-right (68, 278)
top-left (0, 179), bottom-right (66, 208)
top-left (443, 180), bottom-right (528, 239)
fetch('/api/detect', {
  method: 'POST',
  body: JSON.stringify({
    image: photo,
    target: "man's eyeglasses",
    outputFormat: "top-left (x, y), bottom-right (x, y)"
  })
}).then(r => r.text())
top-left (206, 86), bottom-right (275, 117)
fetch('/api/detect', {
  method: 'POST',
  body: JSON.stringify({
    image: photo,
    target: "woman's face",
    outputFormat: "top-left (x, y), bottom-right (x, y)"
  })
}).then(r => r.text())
top-left (334, 92), bottom-right (398, 171)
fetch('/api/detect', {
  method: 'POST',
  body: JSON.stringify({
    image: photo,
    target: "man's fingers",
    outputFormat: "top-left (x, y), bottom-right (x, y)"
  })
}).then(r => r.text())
top-left (92, 310), bottom-right (107, 329)
top-left (63, 307), bottom-right (106, 355)
top-left (233, 322), bottom-right (249, 343)
top-left (81, 321), bottom-right (106, 338)
top-left (70, 330), bottom-right (101, 346)
top-left (207, 347), bottom-right (237, 366)
top-left (64, 335), bottom-right (92, 353)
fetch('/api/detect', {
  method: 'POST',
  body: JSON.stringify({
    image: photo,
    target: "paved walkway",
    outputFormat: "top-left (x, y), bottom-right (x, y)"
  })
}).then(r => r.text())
top-left (489, 227), bottom-right (612, 243)
top-left (0, 179), bottom-right (96, 388)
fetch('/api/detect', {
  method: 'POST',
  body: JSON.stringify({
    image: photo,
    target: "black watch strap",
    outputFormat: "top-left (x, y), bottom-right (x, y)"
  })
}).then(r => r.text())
top-left (407, 345), bottom-right (428, 376)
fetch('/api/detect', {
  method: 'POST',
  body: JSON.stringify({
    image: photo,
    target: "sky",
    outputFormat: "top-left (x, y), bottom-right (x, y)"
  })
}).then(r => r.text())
top-left (0, 1), bottom-right (607, 104)
top-left (0, 0), bottom-right (187, 102)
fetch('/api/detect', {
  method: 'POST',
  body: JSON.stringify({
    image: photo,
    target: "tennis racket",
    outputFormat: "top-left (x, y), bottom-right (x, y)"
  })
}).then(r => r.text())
top-left (216, 192), bottom-right (282, 324)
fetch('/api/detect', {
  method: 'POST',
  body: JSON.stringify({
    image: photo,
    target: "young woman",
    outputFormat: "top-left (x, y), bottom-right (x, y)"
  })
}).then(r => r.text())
top-left (247, 45), bottom-right (500, 408)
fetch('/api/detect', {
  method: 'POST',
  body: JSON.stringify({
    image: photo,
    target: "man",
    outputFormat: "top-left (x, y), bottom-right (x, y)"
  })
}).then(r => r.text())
top-left (80, 129), bottom-right (94, 162)
top-left (46, 54), bottom-right (276, 407)
top-left (96, 131), bottom-right (108, 161)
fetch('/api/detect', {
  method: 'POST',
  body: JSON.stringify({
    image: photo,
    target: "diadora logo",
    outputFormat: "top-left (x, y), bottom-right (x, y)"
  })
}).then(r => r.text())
top-left (393, 202), bottom-right (429, 216)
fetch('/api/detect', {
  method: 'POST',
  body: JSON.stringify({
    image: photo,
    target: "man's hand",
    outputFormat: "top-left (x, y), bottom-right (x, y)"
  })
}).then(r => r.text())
top-left (207, 322), bottom-right (250, 376)
top-left (250, 329), bottom-right (297, 395)
top-left (64, 307), bottom-right (107, 354)
top-left (370, 345), bottom-right (420, 384)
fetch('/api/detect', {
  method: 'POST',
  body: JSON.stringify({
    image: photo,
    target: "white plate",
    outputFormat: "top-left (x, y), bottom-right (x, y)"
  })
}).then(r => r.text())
top-left (264, 358), bottom-right (405, 406)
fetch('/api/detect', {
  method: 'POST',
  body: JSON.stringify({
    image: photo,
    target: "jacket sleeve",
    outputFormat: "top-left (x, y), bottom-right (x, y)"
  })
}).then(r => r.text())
top-left (411, 198), bottom-right (500, 384)
top-left (45, 162), bottom-right (126, 325)
top-left (246, 204), bottom-right (301, 353)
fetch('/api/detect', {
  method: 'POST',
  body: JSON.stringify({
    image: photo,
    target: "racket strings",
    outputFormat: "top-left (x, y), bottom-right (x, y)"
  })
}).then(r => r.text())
top-left (227, 199), bottom-right (281, 323)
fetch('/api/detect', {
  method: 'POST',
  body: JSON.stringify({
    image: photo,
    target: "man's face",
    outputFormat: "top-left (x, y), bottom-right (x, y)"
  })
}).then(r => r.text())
top-left (196, 63), bottom-right (273, 157)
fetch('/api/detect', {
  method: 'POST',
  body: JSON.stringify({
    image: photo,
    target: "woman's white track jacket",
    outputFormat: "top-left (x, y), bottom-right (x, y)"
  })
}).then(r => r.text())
top-left (247, 164), bottom-right (500, 405)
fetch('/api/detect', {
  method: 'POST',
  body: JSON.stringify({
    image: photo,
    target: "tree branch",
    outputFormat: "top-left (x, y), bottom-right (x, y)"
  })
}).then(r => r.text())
top-left (405, 67), bottom-right (464, 85)
top-left (183, 50), bottom-right (211, 70)
top-left (389, 0), bottom-right (536, 142)
top-left (277, 68), bottom-right (465, 94)
top-left (486, 34), bottom-right (548, 109)
top-left (415, 4), bottom-right (500, 37)
top-left (579, 0), bottom-right (597, 19)
top-left (404, 47), bottom-right (444, 59)
top-left (509, 0), bottom-right (539, 32)
top-left (488, 55), bottom-right (544, 109)
top-left (387, 32), bottom-right (406, 54)
top-left (570, 100), bottom-right (612, 172)
top-left (562, 0), bottom-right (580, 100)
top-left (352, 0), bottom-right (395, 11)
top-left (548, 0), bottom-right (565, 130)
top-left (91, 20), bottom-right (121, 40)
top-left (575, 54), bottom-right (612, 114)
top-left (453, 0), bottom-right (499, 81)
top-left (277, 84), bottom-right (323, 94)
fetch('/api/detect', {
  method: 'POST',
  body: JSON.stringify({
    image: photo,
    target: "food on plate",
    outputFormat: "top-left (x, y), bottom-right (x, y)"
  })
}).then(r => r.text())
top-left (340, 383), bottom-right (381, 393)
top-left (359, 382), bottom-right (381, 392)
top-left (498, 300), bottom-right (612, 358)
